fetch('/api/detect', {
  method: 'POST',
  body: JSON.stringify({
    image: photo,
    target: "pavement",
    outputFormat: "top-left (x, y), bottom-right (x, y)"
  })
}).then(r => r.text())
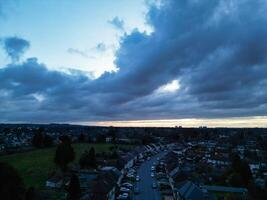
top-left (133, 151), bottom-right (166, 200)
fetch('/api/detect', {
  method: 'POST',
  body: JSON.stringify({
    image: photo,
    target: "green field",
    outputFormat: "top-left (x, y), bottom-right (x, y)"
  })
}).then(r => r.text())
top-left (0, 143), bottom-right (132, 189)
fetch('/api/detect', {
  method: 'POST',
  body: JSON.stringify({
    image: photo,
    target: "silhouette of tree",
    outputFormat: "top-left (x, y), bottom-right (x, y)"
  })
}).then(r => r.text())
top-left (67, 174), bottom-right (81, 200)
top-left (32, 130), bottom-right (53, 148)
top-left (142, 134), bottom-right (154, 145)
top-left (59, 135), bottom-right (71, 144)
top-left (88, 147), bottom-right (97, 168)
top-left (25, 187), bottom-right (37, 200)
top-left (0, 162), bottom-right (25, 200)
top-left (108, 127), bottom-right (117, 143)
top-left (32, 132), bottom-right (44, 148)
top-left (79, 147), bottom-right (97, 169)
top-left (78, 133), bottom-right (85, 142)
top-left (230, 153), bottom-right (252, 186)
top-left (96, 134), bottom-right (106, 143)
top-left (54, 142), bottom-right (75, 171)
top-left (231, 153), bottom-right (241, 172)
top-left (110, 150), bottom-right (118, 159)
top-left (240, 160), bottom-right (252, 186)
top-left (43, 135), bottom-right (53, 147)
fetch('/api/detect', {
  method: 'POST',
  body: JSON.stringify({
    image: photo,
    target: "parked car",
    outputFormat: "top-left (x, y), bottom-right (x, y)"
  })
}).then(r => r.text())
top-left (136, 175), bottom-right (140, 181)
top-left (122, 183), bottom-right (133, 189)
top-left (128, 169), bottom-right (136, 174)
top-left (152, 182), bottom-right (157, 189)
top-left (120, 187), bottom-right (131, 193)
top-left (117, 193), bottom-right (128, 200)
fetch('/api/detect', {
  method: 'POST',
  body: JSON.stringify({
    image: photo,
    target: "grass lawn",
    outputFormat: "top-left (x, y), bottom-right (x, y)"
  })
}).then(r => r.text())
top-left (0, 143), bottom-right (133, 189)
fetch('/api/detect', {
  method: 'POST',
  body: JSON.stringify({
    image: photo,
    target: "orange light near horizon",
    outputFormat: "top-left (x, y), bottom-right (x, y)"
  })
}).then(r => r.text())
top-left (79, 116), bottom-right (267, 128)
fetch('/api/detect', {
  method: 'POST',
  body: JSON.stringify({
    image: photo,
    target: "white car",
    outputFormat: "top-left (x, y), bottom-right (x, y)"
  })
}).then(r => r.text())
top-left (120, 187), bottom-right (131, 193)
top-left (122, 183), bottom-right (133, 189)
top-left (151, 173), bottom-right (155, 177)
top-left (117, 196), bottom-right (128, 200)
top-left (122, 182), bottom-right (133, 187)
top-left (128, 169), bottom-right (136, 174)
top-left (136, 175), bottom-right (140, 181)
top-left (117, 193), bottom-right (128, 200)
top-left (127, 174), bottom-right (135, 178)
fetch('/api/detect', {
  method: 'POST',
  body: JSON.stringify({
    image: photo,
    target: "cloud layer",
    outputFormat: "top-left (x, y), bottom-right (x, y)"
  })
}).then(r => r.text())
top-left (1, 0), bottom-right (267, 123)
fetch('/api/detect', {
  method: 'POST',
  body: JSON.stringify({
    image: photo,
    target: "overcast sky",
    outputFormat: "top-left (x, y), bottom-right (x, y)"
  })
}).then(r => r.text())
top-left (0, 0), bottom-right (267, 127)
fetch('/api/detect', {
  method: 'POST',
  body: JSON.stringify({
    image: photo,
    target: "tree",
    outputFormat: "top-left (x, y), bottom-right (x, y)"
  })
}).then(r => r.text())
top-left (32, 132), bottom-right (44, 148)
top-left (79, 147), bottom-right (97, 169)
top-left (79, 151), bottom-right (89, 169)
top-left (43, 135), bottom-right (53, 147)
top-left (25, 187), bottom-right (37, 200)
top-left (32, 127), bottom-right (46, 148)
top-left (110, 150), bottom-right (118, 159)
top-left (88, 147), bottom-right (97, 168)
top-left (231, 153), bottom-right (241, 172)
top-left (32, 132), bottom-right (53, 148)
top-left (142, 134), bottom-right (154, 145)
top-left (59, 135), bottom-right (71, 144)
top-left (0, 162), bottom-right (25, 200)
top-left (230, 153), bottom-right (252, 186)
top-left (78, 133), bottom-right (85, 142)
top-left (108, 127), bottom-right (117, 143)
top-left (54, 142), bottom-right (75, 171)
top-left (229, 173), bottom-right (243, 187)
top-left (239, 160), bottom-right (252, 186)
top-left (96, 134), bottom-right (106, 143)
top-left (67, 174), bottom-right (81, 200)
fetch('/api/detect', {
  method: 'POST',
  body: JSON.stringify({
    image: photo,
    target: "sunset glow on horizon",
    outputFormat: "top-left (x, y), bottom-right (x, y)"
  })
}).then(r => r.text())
top-left (80, 116), bottom-right (267, 128)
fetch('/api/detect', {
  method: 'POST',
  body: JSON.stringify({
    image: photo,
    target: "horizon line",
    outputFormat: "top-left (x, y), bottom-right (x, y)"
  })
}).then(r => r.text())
top-left (1, 116), bottom-right (267, 128)
top-left (80, 116), bottom-right (267, 128)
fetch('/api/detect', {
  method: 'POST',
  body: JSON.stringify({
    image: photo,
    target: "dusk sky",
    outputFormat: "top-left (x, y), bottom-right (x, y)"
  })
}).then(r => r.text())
top-left (1, 0), bottom-right (267, 127)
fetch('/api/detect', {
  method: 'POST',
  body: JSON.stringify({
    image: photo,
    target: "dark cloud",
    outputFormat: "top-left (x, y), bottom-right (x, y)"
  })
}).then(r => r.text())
top-left (108, 16), bottom-right (124, 31)
top-left (2, 36), bottom-right (30, 62)
top-left (0, 58), bottom-right (94, 122)
top-left (1, 0), bottom-right (267, 123)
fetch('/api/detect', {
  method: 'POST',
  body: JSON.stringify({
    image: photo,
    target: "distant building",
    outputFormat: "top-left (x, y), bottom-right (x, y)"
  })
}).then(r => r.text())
top-left (105, 137), bottom-right (113, 143)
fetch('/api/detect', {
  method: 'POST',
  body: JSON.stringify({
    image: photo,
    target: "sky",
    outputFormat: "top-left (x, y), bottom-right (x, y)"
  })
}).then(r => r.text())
top-left (0, 0), bottom-right (267, 127)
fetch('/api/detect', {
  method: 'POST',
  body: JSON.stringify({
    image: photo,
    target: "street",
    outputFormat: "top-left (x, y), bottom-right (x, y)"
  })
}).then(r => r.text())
top-left (133, 152), bottom-right (166, 200)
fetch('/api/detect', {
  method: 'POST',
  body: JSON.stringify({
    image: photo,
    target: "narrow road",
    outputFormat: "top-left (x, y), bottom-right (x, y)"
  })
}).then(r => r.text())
top-left (133, 152), bottom-right (166, 200)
